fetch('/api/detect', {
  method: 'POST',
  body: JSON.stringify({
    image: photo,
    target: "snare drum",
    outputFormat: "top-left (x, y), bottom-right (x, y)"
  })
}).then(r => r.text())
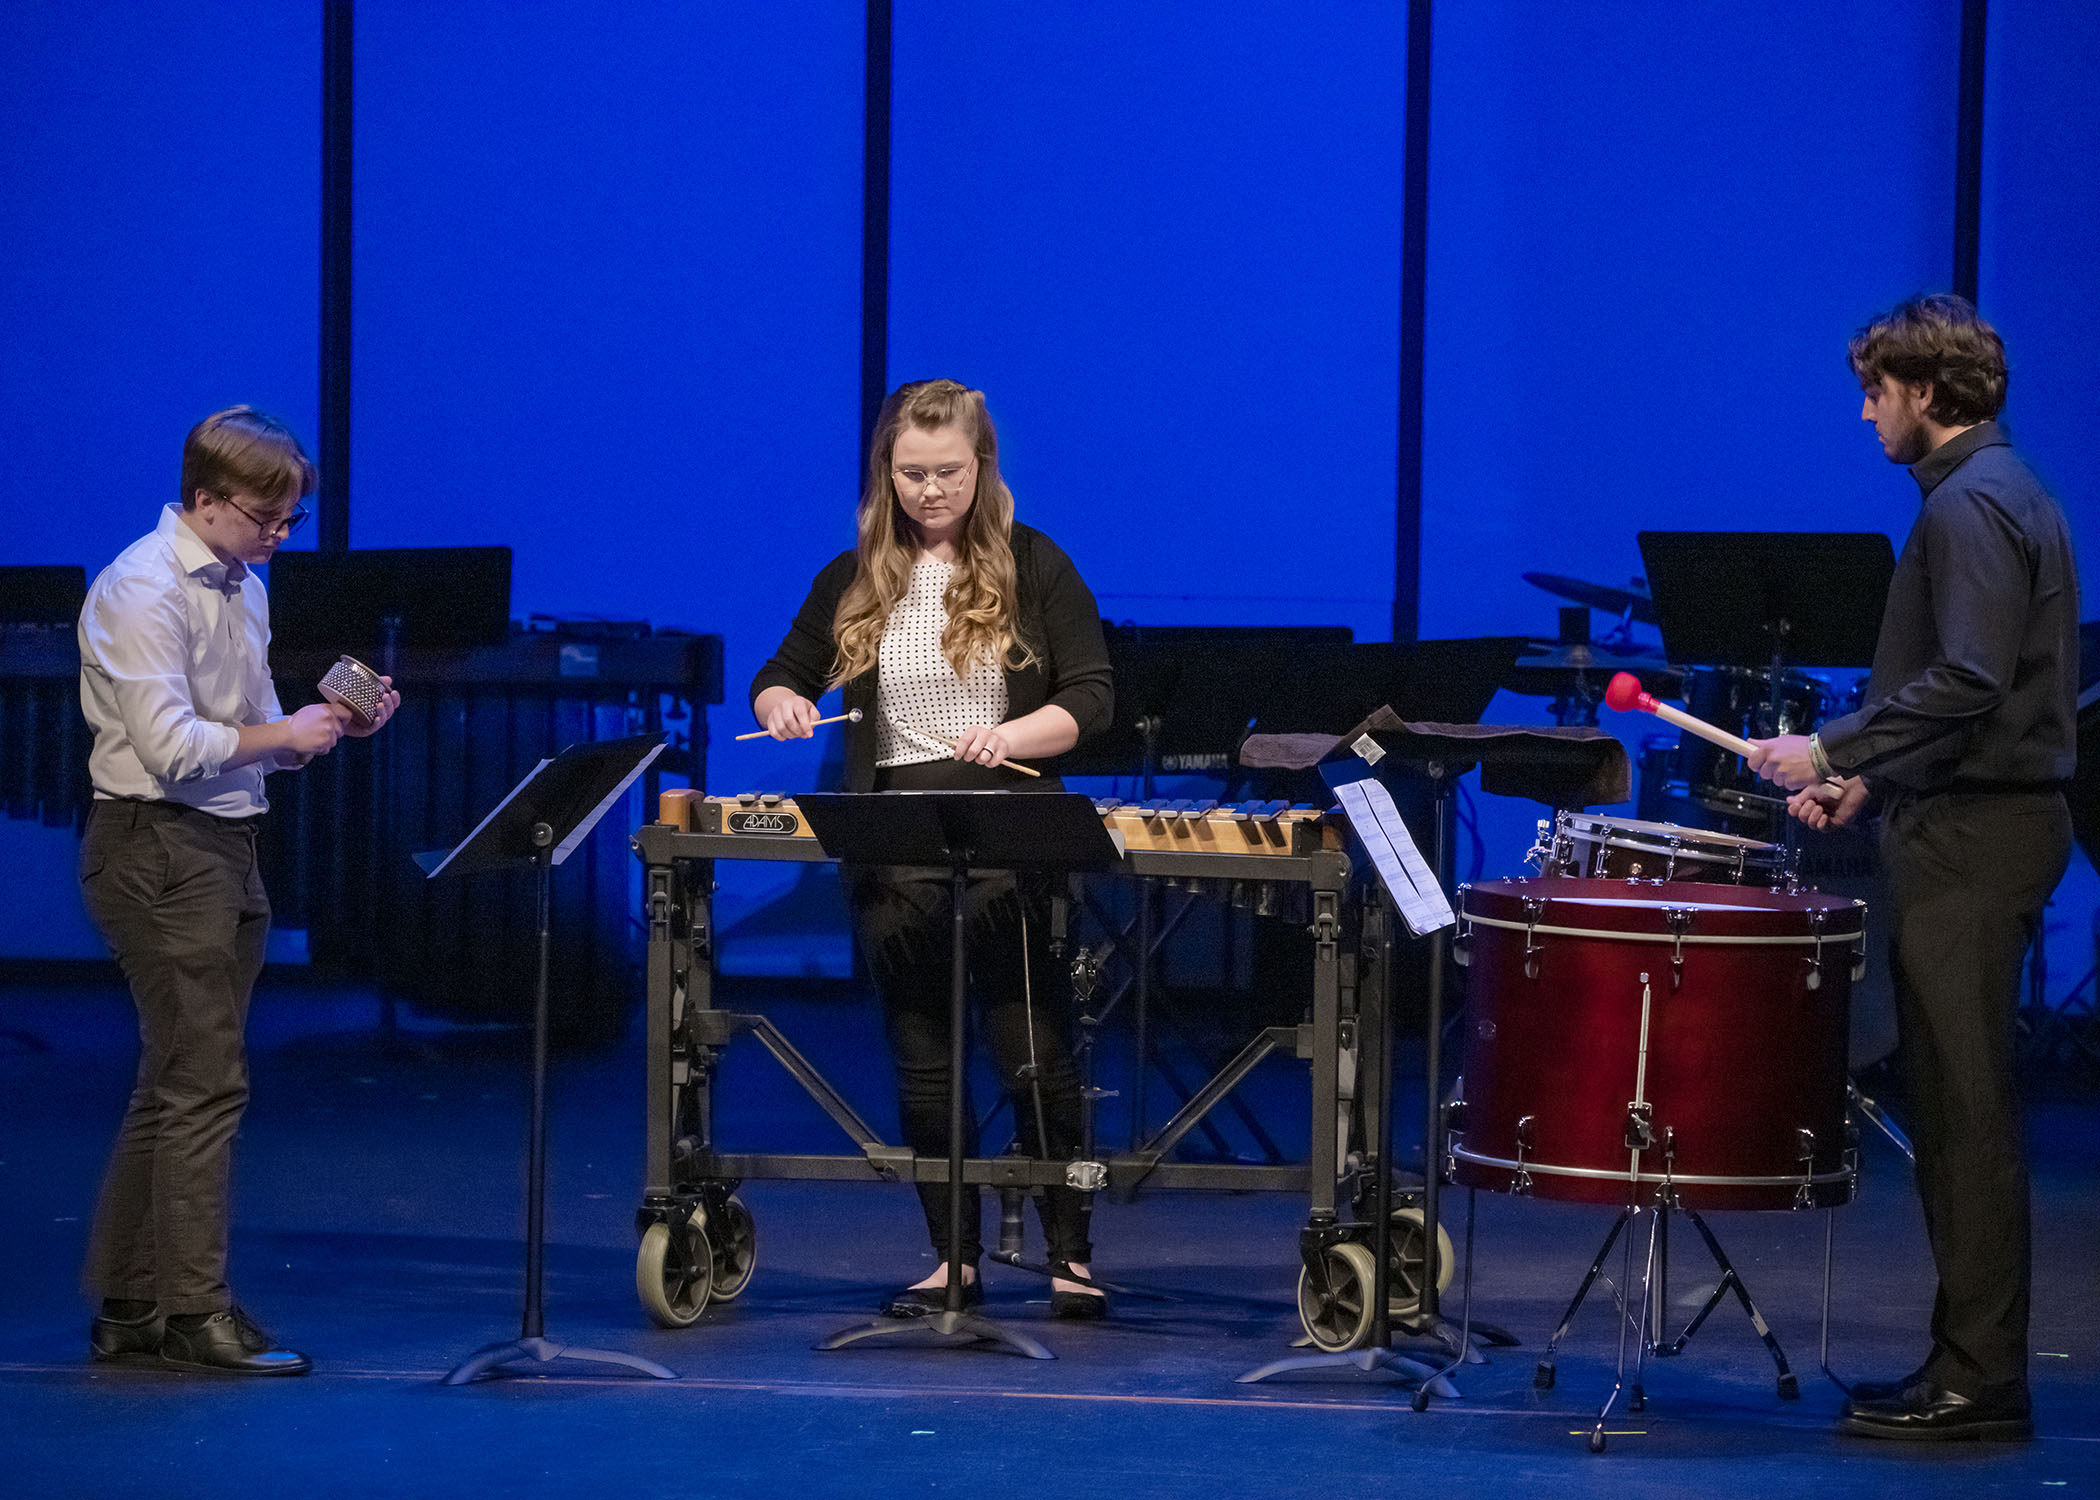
top-left (1448, 877), bottom-right (1864, 1211)
top-left (1532, 810), bottom-right (1793, 888)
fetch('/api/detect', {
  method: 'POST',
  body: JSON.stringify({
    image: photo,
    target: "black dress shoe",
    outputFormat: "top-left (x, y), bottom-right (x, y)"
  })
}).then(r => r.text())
top-left (880, 1275), bottom-right (983, 1318)
top-left (159, 1308), bottom-right (312, 1376)
top-left (89, 1309), bottom-right (165, 1363)
top-left (1846, 1367), bottom-right (1930, 1404)
top-left (1840, 1380), bottom-right (2032, 1442)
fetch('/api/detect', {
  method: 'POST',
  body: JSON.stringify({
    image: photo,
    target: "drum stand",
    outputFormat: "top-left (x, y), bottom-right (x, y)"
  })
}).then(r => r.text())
top-left (1530, 1192), bottom-right (1800, 1452)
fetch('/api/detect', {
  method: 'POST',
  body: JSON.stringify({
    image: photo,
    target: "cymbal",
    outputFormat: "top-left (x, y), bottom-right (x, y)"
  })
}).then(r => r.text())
top-left (1523, 571), bottom-right (1658, 626)
top-left (1505, 641), bottom-right (1680, 697)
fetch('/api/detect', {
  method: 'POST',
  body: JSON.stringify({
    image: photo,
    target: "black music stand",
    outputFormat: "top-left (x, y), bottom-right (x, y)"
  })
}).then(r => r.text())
top-left (1238, 762), bottom-right (1460, 1398)
top-left (799, 791), bottom-right (1121, 1361)
top-left (428, 732), bottom-right (676, 1386)
top-left (1636, 532), bottom-right (1892, 670)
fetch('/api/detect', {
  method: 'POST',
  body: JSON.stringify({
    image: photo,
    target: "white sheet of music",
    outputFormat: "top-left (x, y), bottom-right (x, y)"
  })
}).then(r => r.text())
top-left (1334, 777), bottom-right (1455, 937)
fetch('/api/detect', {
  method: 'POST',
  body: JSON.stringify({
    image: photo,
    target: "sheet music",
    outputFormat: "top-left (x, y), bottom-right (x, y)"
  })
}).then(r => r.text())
top-left (1333, 777), bottom-right (1455, 937)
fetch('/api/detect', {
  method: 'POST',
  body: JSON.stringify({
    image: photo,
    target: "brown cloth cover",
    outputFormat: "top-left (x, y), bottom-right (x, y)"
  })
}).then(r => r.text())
top-left (1240, 707), bottom-right (1630, 809)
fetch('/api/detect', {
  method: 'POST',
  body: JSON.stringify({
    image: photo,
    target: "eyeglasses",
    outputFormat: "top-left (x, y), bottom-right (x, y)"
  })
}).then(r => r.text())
top-left (892, 462), bottom-right (974, 493)
top-left (216, 492), bottom-right (310, 539)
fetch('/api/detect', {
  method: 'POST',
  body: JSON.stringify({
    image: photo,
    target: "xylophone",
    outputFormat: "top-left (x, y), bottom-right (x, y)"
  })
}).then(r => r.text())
top-left (631, 787), bottom-right (1386, 1338)
top-left (657, 790), bottom-right (1341, 859)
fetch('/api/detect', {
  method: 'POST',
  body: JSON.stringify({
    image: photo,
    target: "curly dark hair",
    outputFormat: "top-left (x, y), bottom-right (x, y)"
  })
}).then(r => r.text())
top-left (1847, 293), bottom-right (2007, 426)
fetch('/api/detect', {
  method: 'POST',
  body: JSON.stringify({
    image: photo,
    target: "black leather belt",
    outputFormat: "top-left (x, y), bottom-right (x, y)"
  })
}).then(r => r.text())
top-left (91, 797), bottom-right (266, 831)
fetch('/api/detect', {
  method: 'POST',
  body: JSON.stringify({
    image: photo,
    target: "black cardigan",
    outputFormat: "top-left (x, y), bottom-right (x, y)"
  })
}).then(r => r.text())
top-left (749, 523), bottom-right (1114, 792)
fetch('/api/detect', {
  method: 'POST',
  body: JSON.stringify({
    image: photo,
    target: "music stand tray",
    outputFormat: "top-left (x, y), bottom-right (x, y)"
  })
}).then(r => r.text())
top-left (428, 732), bottom-right (675, 1386)
top-left (795, 791), bottom-right (1120, 1360)
top-left (1637, 532), bottom-right (1894, 669)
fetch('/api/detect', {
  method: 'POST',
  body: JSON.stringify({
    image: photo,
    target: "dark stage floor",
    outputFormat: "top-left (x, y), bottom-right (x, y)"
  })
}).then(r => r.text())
top-left (3, 974), bottom-right (2097, 1499)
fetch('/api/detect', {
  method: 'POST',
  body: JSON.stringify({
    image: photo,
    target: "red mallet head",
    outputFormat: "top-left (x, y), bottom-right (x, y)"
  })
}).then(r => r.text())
top-left (1604, 672), bottom-right (1653, 715)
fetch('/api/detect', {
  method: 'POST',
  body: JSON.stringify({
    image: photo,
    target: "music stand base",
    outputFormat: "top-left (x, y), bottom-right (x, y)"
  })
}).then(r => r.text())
top-left (1236, 1345), bottom-right (1460, 1397)
top-left (442, 1334), bottom-right (677, 1386)
top-left (815, 1310), bottom-right (1055, 1360)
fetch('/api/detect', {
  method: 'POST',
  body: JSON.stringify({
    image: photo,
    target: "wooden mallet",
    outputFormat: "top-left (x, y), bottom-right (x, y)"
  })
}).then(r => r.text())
top-left (736, 708), bottom-right (863, 741)
top-left (1605, 672), bottom-right (1844, 796)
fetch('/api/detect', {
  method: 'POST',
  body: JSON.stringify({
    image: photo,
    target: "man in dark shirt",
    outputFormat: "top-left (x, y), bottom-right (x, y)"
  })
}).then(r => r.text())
top-left (1751, 294), bottom-right (2076, 1442)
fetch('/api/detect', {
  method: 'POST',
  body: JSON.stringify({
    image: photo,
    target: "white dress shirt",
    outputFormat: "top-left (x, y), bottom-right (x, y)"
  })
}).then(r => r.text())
top-left (78, 504), bottom-right (286, 817)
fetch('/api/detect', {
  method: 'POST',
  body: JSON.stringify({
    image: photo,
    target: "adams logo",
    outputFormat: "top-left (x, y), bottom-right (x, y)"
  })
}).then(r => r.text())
top-left (726, 811), bottom-right (800, 836)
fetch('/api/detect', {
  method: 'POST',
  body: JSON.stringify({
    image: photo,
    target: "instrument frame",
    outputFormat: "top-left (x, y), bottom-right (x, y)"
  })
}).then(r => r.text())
top-left (632, 816), bottom-right (1391, 1278)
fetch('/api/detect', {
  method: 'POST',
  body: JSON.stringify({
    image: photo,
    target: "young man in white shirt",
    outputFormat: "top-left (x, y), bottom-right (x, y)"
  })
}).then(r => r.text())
top-left (78, 406), bottom-right (398, 1374)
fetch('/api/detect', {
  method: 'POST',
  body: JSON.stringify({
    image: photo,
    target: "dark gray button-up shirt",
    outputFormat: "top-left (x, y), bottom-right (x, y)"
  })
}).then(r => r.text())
top-left (1817, 421), bottom-right (2078, 792)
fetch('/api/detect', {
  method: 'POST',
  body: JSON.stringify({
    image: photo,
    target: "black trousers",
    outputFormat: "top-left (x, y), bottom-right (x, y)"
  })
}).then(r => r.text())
top-left (845, 762), bottom-right (1092, 1267)
top-left (1881, 788), bottom-right (2070, 1401)
top-left (78, 799), bottom-right (270, 1315)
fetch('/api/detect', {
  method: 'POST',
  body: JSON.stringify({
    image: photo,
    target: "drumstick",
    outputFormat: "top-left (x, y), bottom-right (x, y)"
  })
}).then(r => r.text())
top-left (1604, 673), bottom-right (1846, 796)
top-left (930, 733), bottom-right (1043, 778)
top-left (735, 708), bottom-right (863, 741)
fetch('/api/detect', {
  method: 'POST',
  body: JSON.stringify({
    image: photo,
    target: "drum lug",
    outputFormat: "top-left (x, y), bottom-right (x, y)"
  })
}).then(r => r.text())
top-left (1512, 1115), bottom-right (1536, 1196)
top-left (1794, 1127), bottom-right (1817, 1209)
top-left (1662, 906), bottom-right (1693, 987)
top-left (1805, 909), bottom-right (1827, 991)
top-left (1521, 897), bottom-right (1546, 980)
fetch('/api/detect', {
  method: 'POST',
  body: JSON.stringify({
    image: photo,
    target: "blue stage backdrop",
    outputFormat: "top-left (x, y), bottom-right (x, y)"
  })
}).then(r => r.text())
top-left (889, 3), bottom-right (1406, 643)
top-left (0, 2), bottom-right (320, 958)
top-left (3, 0), bottom-right (2098, 969)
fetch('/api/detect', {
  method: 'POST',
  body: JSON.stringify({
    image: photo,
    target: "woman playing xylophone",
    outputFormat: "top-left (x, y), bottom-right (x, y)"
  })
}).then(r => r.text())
top-left (751, 379), bottom-right (1114, 1318)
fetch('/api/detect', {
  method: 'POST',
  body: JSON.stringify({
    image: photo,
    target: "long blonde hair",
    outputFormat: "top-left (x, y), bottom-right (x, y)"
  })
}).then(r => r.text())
top-left (830, 380), bottom-right (1037, 687)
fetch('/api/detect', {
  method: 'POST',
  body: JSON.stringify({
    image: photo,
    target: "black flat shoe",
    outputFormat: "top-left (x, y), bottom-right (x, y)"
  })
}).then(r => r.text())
top-left (880, 1275), bottom-right (983, 1319)
top-left (1840, 1381), bottom-right (2031, 1442)
top-left (89, 1309), bottom-right (165, 1363)
top-left (1050, 1286), bottom-right (1108, 1320)
top-left (159, 1308), bottom-right (312, 1376)
top-left (1049, 1264), bottom-right (1109, 1321)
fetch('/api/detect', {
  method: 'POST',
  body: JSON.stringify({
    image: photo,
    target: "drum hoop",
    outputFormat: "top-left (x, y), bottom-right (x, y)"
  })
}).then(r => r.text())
top-left (1572, 831), bottom-right (1783, 862)
top-left (1462, 912), bottom-right (1863, 947)
top-left (1561, 815), bottom-right (1773, 855)
top-left (1450, 1143), bottom-right (1856, 1190)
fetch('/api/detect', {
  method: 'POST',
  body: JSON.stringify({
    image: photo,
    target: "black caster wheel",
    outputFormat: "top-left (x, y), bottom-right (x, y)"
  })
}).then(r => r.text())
top-left (1535, 1361), bottom-right (1556, 1390)
top-left (1295, 1241), bottom-right (1378, 1352)
top-left (1384, 1207), bottom-right (1456, 1321)
top-left (636, 1214), bottom-right (712, 1328)
top-left (1778, 1374), bottom-right (1800, 1401)
top-left (1588, 1429), bottom-right (1607, 1455)
top-left (705, 1193), bottom-right (758, 1302)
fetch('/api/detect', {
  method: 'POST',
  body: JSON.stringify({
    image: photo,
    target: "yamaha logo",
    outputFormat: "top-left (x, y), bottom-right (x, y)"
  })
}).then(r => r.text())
top-left (727, 811), bottom-right (799, 836)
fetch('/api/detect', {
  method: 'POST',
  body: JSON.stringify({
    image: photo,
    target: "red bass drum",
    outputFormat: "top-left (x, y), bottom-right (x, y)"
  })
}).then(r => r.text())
top-left (1447, 877), bottom-right (1864, 1211)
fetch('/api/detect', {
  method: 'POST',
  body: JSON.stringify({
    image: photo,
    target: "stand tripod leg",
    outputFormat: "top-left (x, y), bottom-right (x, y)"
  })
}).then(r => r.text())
top-left (1679, 1208), bottom-right (1798, 1399)
top-left (1535, 1207), bottom-right (1633, 1390)
top-left (817, 860), bottom-right (1056, 1361)
top-left (444, 1336), bottom-right (677, 1385)
top-left (816, 1310), bottom-right (1053, 1359)
top-left (445, 844), bottom-right (676, 1386)
top-left (1411, 1188), bottom-right (1480, 1410)
top-left (1588, 1205), bottom-right (1654, 1454)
